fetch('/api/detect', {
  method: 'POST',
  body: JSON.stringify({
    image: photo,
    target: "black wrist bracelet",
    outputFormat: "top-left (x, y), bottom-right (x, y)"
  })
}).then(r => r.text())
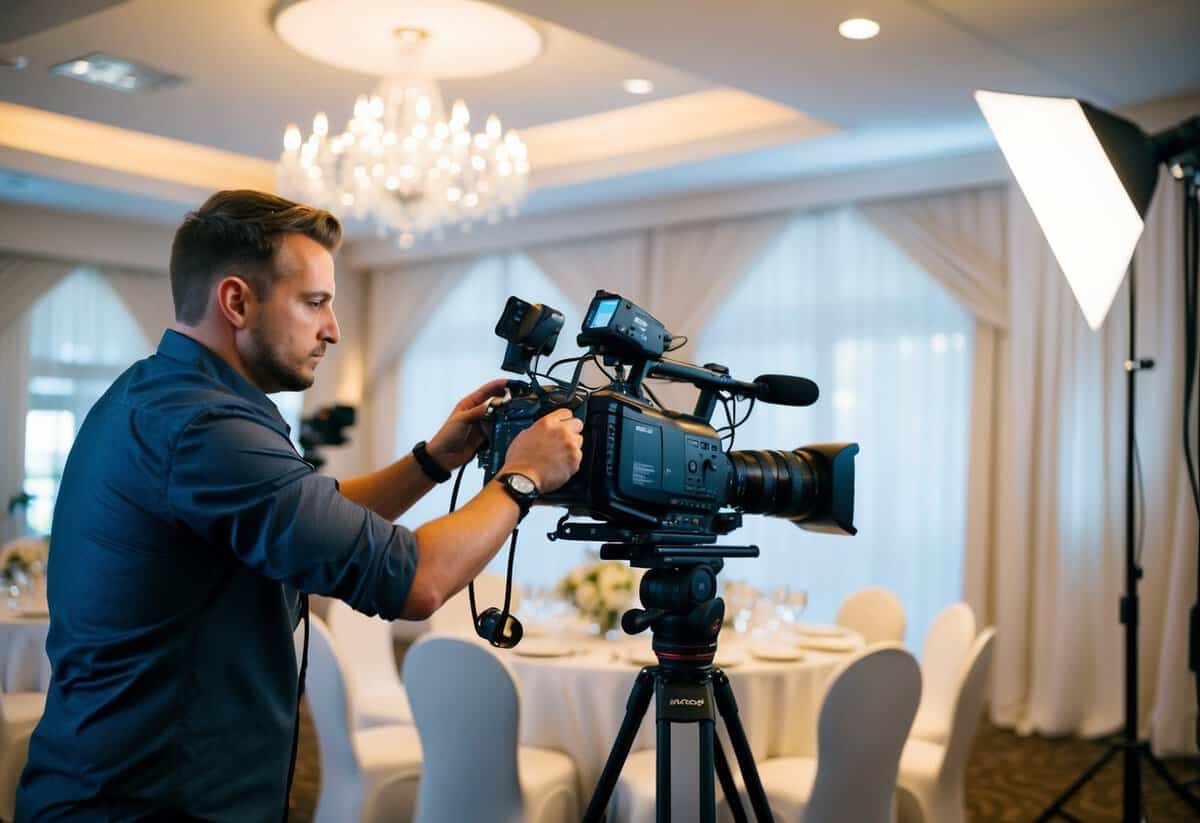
top-left (412, 440), bottom-right (451, 483)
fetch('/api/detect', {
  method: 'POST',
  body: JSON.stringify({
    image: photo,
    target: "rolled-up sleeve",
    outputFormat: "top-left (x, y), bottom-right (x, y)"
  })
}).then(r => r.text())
top-left (166, 408), bottom-right (417, 619)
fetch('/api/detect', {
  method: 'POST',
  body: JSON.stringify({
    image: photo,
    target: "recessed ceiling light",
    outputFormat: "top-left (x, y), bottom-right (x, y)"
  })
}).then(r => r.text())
top-left (838, 18), bottom-right (881, 40)
top-left (0, 56), bottom-right (30, 71)
top-left (623, 78), bottom-right (654, 95)
top-left (50, 52), bottom-right (184, 93)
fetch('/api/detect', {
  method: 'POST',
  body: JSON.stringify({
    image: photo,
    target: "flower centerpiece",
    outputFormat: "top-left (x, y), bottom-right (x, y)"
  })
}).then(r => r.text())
top-left (1, 536), bottom-right (49, 584)
top-left (559, 557), bottom-right (637, 634)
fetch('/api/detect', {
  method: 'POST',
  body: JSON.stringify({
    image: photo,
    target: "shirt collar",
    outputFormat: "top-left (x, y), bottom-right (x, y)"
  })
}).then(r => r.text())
top-left (156, 329), bottom-right (287, 424)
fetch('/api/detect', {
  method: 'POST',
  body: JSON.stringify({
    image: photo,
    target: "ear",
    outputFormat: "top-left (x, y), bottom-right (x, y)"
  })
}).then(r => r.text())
top-left (214, 275), bottom-right (255, 330)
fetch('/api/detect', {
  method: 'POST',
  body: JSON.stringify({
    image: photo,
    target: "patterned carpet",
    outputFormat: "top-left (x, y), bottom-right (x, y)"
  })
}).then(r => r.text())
top-left (286, 644), bottom-right (1200, 822)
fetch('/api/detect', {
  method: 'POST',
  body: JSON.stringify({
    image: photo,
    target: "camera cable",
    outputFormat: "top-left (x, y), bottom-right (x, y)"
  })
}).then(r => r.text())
top-left (447, 461), bottom-right (524, 648)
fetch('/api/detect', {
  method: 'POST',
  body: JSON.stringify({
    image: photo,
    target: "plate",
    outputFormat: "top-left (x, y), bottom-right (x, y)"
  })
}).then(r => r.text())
top-left (749, 644), bottom-right (805, 662)
top-left (794, 635), bottom-right (859, 653)
top-left (512, 639), bottom-right (576, 658)
top-left (794, 623), bottom-right (850, 638)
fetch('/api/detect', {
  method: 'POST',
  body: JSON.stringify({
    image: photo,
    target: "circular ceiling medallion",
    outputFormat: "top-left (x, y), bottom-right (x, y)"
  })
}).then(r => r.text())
top-left (273, 0), bottom-right (543, 78)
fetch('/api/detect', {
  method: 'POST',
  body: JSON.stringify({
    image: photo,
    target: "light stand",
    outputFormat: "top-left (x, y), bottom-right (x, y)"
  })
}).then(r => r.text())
top-left (976, 91), bottom-right (1200, 822)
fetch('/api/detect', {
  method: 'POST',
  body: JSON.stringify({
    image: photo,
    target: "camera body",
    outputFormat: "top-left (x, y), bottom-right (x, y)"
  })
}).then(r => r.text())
top-left (480, 384), bottom-right (734, 535)
top-left (477, 291), bottom-right (858, 542)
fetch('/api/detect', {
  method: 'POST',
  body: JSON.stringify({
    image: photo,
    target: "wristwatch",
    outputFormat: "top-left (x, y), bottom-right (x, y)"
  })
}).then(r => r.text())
top-left (497, 472), bottom-right (539, 520)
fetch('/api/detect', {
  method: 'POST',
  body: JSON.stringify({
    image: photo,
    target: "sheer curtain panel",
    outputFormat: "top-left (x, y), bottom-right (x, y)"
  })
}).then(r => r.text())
top-left (991, 173), bottom-right (1197, 754)
top-left (694, 208), bottom-right (975, 651)
top-left (0, 255), bottom-right (76, 539)
top-left (859, 187), bottom-right (1009, 631)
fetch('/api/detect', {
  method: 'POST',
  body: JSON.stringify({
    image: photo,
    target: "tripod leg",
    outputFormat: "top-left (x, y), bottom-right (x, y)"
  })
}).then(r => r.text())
top-left (1033, 743), bottom-right (1120, 823)
top-left (1140, 745), bottom-right (1200, 814)
top-left (700, 719), bottom-right (717, 823)
top-left (714, 734), bottom-right (749, 823)
top-left (657, 713), bottom-right (671, 823)
top-left (711, 670), bottom-right (774, 823)
top-left (583, 668), bottom-right (656, 823)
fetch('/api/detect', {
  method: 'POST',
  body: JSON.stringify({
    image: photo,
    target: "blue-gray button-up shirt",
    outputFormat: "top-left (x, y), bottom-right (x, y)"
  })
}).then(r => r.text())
top-left (18, 329), bottom-right (419, 821)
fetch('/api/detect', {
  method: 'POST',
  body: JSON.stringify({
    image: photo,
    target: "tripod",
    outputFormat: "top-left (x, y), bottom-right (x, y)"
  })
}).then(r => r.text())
top-left (581, 543), bottom-right (775, 823)
top-left (1035, 259), bottom-right (1200, 822)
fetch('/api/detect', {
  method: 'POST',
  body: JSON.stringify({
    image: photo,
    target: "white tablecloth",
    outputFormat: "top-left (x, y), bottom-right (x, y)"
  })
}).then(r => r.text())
top-left (0, 614), bottom-right (51, 692)
top-left (508, 634), bottom-right (860, 818)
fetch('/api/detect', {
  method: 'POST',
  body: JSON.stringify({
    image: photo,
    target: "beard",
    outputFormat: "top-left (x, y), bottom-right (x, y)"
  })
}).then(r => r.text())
top-left (246, 322), bottom-right (317, 393)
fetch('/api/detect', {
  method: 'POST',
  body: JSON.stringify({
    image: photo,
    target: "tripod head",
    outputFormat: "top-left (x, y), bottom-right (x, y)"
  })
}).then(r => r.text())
top-left (601, 541), bottom-right (758, 673)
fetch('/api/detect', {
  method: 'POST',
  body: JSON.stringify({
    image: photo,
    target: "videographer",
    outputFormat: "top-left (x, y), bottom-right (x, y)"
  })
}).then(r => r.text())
top-left (16, 189), bottom-right (583, 821)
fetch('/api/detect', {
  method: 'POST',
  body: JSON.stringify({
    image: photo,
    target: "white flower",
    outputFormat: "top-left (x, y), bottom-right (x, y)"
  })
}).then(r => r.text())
top-left (574, 581), bottom-right (599, 612)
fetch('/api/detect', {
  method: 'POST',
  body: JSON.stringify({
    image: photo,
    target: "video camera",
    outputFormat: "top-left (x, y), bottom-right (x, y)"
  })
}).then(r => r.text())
top-left (477, 290), bottom-right (858, 563)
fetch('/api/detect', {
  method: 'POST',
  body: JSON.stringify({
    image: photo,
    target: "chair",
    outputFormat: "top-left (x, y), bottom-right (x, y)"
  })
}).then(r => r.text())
top-left (835, 586), bottom-right (906, 645)
top-left (910, 603), bottom-right (976, 744)
top-left (427, 572), bottom-right (522, 636)
top-left (403, 636), bottom-right (579, 823)
top-left (895, 628), bottom-right (996, 823)
top-left (300, 615), bottom-right (423, 823)
top-left (326, 599), bottom-right (413, 729)
top-left (711, 644), bottom-right (921, 823)
top-left (0, 691), bottom-right (45, 821)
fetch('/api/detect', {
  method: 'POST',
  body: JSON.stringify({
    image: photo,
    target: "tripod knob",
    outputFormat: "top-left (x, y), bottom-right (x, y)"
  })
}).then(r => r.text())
top-left (621, 607), bottom-right (665, 635)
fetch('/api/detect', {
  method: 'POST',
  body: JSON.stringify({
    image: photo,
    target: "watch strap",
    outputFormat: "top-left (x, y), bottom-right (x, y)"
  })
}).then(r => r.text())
top-left (413, 440), bottom-right (451, 484)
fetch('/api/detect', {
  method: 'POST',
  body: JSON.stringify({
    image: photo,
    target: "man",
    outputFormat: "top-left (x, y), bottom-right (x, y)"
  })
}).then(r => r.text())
top-left (16, 190), bottom-right (583, 821)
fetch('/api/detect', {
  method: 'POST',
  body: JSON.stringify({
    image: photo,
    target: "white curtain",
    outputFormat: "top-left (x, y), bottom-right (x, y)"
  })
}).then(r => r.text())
top-left (102, 268), bottom-right (175, 347)
top-left (21, 269), bottom-right (154, 535)
top-left (525, 230), bottom-right (650, 313)
top-left (991, 172), bottom-right (1197, 754)
top-left (390, 253), bottom-right (597, 586)
top-left (859, 187), bottom-right (1009, 629)
top-left (694, 208), bottom-right (976, 652)
top-left (364, 257), bottom-right (476, 463)
top-left (0, 255), bottom-right (77, 540)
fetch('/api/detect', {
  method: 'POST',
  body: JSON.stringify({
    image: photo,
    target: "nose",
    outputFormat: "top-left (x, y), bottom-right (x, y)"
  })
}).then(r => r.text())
top-left (323, 305), bottom-right (340, 345)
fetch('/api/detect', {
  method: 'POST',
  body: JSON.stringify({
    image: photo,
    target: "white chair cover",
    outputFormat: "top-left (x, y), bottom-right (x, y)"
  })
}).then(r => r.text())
top-left (911, 603), bottom-right (976, 743)
top-left (0, 691), bottom-right (44, 821)
top-left (835, 586), bottom-right (907, 645)
top-left (712, 644), bottom-right (921, 823)
top-left (326, 599), bottom-right (413, 729)
top-left (403, 636), bottom-right (579, 823)
top-left (300, 615), bottom-right (423, 823)
top-left (897, 628), bottom-right (997, 823)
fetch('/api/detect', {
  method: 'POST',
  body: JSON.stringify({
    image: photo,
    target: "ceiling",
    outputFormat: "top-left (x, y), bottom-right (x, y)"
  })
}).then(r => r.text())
top-left (0, 0), bottom-right (1197, 238)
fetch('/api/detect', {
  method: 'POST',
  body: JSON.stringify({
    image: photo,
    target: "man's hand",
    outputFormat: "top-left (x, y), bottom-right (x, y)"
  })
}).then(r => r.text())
top-left (425, 378), bottom-right (510, 471)
top-left (501, 409), bottom-right (584, 493)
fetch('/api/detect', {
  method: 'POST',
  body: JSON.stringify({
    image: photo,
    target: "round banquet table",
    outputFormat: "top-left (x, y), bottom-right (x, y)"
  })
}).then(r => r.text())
top-left (506, 632), bottom-right (863, 820)
top-left (0, 612), bottom-right (51, 693)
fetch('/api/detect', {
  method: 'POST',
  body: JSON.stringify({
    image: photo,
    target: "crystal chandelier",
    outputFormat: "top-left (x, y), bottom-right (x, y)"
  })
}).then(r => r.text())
top-left (276, 28), bottom-right (530, 248)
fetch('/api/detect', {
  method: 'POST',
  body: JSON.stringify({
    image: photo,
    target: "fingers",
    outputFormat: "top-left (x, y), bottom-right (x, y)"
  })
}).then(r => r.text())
top-left (460, 378), bottom-right (510, 409)
top-left (457, 399), bottom-right (495, 423)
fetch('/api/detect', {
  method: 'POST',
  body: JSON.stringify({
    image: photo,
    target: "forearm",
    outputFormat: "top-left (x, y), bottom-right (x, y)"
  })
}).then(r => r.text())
top-left (338, 453), bottom-right (434, 521)
top-left (404, 481), bottom-right (521, 619)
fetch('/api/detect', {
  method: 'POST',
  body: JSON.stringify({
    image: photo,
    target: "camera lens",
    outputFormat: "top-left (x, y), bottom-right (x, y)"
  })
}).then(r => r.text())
top-left (726, 449), bottom-right (819, 518)
top-left (724, 443), bottom-right (859, 534)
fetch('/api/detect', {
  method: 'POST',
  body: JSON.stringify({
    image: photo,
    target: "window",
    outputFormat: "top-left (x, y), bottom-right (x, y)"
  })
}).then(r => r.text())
top-left (394, 253), bottom-right (593, 587)
top-left (694, 208), bottom-right (973, 649)
top-left (23, 270), bottom-right (153, 534)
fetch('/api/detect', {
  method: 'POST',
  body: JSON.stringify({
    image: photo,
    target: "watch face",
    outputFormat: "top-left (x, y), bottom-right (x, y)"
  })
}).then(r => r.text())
top-left (508, 474), bottom-right (536, 495)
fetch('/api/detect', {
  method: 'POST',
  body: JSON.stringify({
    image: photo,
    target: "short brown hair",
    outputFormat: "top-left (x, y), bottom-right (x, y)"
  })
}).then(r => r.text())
top-left (169, 190), bottom-right (342, 324)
